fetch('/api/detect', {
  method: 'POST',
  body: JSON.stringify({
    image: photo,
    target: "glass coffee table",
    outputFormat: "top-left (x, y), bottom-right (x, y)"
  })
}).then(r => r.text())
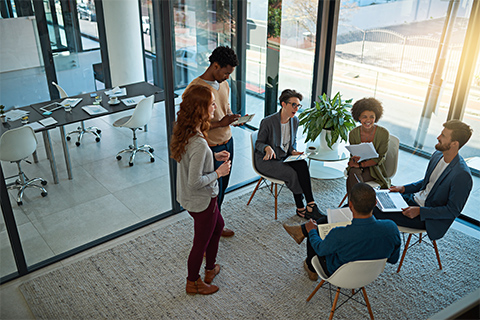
top-left (307, 143), bottom-right (349, 179)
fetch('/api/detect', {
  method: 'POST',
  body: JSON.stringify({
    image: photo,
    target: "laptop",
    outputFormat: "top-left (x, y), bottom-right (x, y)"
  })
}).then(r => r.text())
top-left (375, 190), bottom-right (409, 212)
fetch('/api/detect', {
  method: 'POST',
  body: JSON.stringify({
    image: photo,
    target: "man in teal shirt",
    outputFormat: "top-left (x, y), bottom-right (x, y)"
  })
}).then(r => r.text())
top-left (284, 183), bottom-right (401, 280)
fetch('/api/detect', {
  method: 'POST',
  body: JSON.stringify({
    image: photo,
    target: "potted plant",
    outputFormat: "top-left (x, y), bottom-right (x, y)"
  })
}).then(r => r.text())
top-left (0, 105), bottom-right (6, 123)
top-left (299, 92), bottom-right (356, 150)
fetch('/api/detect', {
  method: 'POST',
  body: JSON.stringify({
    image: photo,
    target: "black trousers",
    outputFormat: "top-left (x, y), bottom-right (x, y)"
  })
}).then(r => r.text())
top-left (287, 160), bottom-right (314, 208)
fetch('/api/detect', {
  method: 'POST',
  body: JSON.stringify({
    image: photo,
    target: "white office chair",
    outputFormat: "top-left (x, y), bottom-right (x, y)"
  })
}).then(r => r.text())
top-left (396, 226), bottom-right (442, 273)
top-left (339, 134), bottom-right (400, 206)
top-left (307, 256), bottom-right (388, 320)
top-left (113, 95), bottom-right (155, 166)
top-left (52, 82), bottom-right (101, 146)
top-left (0, 126), bottom-right (48, 205)
top-left (246, 131), bottom-right (285, 220)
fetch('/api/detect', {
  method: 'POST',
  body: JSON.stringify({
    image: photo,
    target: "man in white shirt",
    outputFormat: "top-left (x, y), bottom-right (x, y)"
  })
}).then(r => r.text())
top-left (373, 120), bottom-right (473, 241)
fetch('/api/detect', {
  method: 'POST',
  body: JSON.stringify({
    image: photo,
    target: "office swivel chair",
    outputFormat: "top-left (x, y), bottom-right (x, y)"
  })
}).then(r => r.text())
top-left (0, 126), bottom-right (48, 205)
top-left (52, 82), bottom-right (101, 146)
top-left (113, 95), bottom-right (155, 166)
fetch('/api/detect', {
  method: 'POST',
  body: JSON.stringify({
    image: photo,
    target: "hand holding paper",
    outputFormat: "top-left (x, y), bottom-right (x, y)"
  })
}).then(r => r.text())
top-left (345, 142), bottom-right (379, 162)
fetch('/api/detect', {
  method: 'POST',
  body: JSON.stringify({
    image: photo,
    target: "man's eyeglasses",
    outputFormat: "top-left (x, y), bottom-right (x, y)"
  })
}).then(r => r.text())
top-left (287, 101), bottom-right (302, 109)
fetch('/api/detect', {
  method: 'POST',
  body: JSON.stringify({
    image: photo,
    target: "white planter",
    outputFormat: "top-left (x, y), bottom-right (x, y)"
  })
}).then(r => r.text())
top-left (306, 130), bottom-right (340, 153)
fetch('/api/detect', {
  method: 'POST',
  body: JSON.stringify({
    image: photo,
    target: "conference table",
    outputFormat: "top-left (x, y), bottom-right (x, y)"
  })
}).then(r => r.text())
top-left (1, 82), bottom-right (166, 184)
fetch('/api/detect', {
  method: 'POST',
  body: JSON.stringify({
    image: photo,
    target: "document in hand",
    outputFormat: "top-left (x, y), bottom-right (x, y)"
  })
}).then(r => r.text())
top-left (283, 153), bottom-right (308, 162)
top-left (345, 142), bottom-right (379, 162)
top-left (317, 207), bottom-right (353, 240)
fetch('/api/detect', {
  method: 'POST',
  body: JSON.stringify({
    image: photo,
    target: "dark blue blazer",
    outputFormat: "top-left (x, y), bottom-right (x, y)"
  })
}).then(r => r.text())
top-left (404, 151), bottom-right (473, 240)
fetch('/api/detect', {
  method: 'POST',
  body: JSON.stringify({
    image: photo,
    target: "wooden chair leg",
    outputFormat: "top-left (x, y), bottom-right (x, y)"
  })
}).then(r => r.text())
top-left (361, 287), bottom-right (374, 320)
top-left (306, 280), bottom-right (325, 302)
top-left (432, 240), bottom-right (442, 270)
top-left (419, 233), bottom-right (423, 244)
top-left (247, 178), bottom-right (263, 205)
top-left (352, 289), bottom-right (355, 295)
top-left (338, 192), bottom-right (348, 207)
top-left (397, 234), bottom-right (413, 273)
top-left (274, 183), bottom-right (278, 220)
top-left (329, 288), bottom-right (341, 320)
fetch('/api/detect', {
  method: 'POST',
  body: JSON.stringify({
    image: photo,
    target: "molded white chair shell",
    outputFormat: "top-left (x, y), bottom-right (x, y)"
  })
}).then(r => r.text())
top-left (246, 131), bottom-right (286, 220)
top-left (52, 81), bottom-right (101, 146)
top-left (0, 126), bottom-right (48, 205)
top-left (113, 95), bottom-right (155, 166)
top-left (396, 226), bottom-right (442, 273)
top-left (113, 95), bottom-right (155, 129)
top-left (52, 81), bottom-right (68, 98)
top-left (0, 126), bottom-right (37, 161)
top-left (307, 257), bottom-right (387, 320)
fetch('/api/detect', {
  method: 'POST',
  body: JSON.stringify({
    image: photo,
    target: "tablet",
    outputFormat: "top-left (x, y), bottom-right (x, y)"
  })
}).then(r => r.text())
top-left (232, 114), bottom-right (255, 125)
top-left (39, 102), bottom-right (62, 113)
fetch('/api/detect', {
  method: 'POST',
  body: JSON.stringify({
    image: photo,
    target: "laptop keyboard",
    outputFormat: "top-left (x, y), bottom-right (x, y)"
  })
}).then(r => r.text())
top-left (377, 192), bottom-right (396, 209)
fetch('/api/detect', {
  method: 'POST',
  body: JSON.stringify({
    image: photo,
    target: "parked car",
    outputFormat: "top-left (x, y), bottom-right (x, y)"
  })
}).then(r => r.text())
top-left (77, 3), bottom-right (96, 22)
top-left (175, 46), bottom-right (210, 69)
top-left (142, 16), bottom-right (150, 35)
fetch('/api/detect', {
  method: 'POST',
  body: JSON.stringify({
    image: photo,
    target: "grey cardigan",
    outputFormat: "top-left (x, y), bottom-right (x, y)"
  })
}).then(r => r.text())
top-left (176, 134), bottom-right (218, 212)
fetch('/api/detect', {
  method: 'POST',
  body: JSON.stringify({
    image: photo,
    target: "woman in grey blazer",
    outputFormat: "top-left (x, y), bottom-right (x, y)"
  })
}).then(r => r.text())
top-left (255, 89), bottom-right (324, 220)
top-left (171, 85), bottom-right (231, 296)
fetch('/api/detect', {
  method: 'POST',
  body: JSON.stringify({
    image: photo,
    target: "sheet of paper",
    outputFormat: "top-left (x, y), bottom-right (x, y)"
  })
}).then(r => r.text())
top-left (61, 98), bottom-right (82, 108)
top-left (327, 207), bottom-right (353, 224)
top-left (345, 142), bottom-right (379, 162)
top-left (26, 122), bottom-right (45, 131)
top-left (121, 95), bottom-right (146, 106)
top-left (82, 105), bottom-right (108, 115)
top-left (38, 117), bottom-right (58, 127)
top-left (4, 109), bottom-right (29, 121)
top-left (283, 153), bottom-right (308, 162)
top-left (317, 221), bottom-right (351, 240)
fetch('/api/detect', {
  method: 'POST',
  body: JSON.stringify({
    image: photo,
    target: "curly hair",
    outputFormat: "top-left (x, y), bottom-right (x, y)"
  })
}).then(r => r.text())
top-left (351, 97), bottom-right (383, 122)
top-left (170, 85), bottom-right (213, 162)
top-left (279, 89), bottom-right (303, 105)
top-left (209, 46), bottom-right (239, 68)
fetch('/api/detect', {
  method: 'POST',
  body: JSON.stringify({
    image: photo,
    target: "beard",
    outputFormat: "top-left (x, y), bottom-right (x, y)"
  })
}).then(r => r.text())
top-left (435, 141), bottom-right (451, 152)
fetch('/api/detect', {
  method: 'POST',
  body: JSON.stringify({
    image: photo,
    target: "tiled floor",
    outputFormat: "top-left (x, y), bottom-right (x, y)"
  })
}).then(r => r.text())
top-left (0, 96), bottom-right (479, 318)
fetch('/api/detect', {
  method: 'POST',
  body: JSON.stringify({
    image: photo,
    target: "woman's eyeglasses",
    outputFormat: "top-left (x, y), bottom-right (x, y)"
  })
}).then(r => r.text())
top-left (287, 101), bottom-right (302, 109)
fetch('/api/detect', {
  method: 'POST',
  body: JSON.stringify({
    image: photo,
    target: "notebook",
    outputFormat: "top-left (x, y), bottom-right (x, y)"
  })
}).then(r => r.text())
top-left (375, 190), bottom-right (408, 212)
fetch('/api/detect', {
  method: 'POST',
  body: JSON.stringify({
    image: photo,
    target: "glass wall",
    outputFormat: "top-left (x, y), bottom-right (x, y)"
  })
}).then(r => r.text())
top-left (332, 0), bottom-right (474, 152)
top-left (332, 0), bottom-right (478, 220)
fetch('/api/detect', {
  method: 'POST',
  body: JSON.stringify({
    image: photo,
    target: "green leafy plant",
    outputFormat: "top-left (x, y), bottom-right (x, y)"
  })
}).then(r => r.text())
top-left (299, 92), bottom-right (356, 149)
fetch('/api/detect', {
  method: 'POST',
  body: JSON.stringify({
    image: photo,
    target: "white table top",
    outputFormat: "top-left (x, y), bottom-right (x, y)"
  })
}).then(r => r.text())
top-left (308, 143), bottom-right (349, 162)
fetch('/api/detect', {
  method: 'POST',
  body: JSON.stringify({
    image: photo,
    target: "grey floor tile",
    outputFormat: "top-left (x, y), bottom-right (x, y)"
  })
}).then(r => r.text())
top-left (31, 194), bottom-right (140, 255)
top-left (113, 176), bottom-right (172, 221)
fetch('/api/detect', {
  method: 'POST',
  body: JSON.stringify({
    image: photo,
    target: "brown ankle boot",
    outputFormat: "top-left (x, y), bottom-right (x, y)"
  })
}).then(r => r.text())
top-left (283, 223), bottom-right (305, 244)
top-left (204, 264), bottom-right (221, 284)
top-left (186, 277), bottom-right (219, 295)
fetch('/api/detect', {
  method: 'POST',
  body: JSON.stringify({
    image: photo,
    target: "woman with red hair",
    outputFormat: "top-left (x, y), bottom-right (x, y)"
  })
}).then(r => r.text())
top-left (171, 85), bottom-right (231, 295)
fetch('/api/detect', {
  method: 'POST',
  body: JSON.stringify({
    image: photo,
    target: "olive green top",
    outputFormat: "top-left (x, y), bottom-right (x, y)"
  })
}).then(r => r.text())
top-left (348, 125), bottom-right (390, 189)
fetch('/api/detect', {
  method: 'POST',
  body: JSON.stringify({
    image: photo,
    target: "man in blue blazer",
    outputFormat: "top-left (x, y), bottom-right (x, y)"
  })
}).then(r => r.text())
top-left (374, 120), bottom-right (473, 240)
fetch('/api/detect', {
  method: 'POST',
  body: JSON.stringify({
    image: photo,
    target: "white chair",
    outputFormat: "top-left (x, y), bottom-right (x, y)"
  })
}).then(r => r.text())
top-left (0, 126), bottom-right (48, 205)
top-left (396, 226), bottom-right (442, 273)
top-left (246, 131), bottom-right (285, 220)
top-left (113, 95), bottom-right (155, 166)
top-left (339, 134), bottom-right (400, 206)
top-left (52, 82), bottom-right (101, 146)
top-left (307, 256), bottom-right (388, 320)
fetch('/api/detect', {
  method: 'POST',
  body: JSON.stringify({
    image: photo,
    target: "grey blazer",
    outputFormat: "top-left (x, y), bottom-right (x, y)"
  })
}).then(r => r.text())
top-left (254, 111), bottom-right (298, 160)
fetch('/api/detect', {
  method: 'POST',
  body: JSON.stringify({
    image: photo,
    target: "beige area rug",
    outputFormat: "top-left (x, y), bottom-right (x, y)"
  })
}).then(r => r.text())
top-left (20, 178), bottom-right (480, 319)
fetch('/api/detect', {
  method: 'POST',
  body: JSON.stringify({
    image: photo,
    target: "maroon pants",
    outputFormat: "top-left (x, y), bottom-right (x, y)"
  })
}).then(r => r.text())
top-left (187, 197), bottom-right (225, 282)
